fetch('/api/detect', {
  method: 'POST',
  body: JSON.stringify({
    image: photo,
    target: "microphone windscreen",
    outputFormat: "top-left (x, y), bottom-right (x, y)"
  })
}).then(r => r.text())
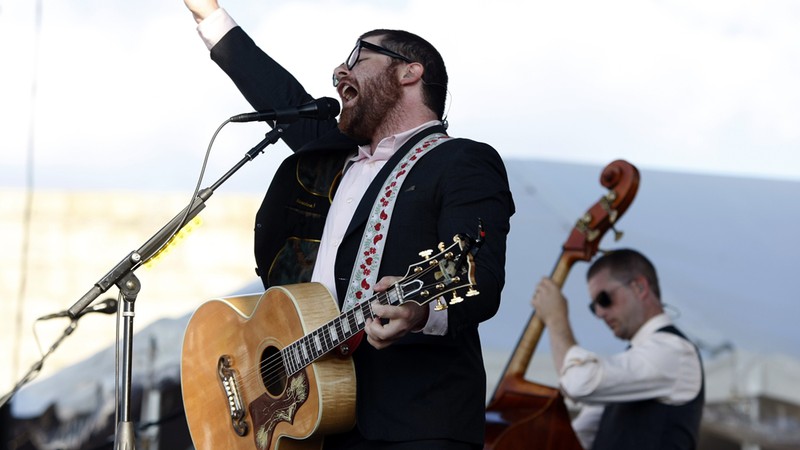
top-left (315, 97), bottom-right (341, 119)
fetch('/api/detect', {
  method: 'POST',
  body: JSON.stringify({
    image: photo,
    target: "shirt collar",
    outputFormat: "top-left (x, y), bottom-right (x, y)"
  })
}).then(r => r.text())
top-left (351, 120), bottom-right (442, 164)
top-left (630, 313), bottom-right (672, 347)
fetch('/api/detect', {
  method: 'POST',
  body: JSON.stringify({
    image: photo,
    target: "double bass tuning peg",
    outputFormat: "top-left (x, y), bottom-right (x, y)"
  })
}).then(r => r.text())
top-left (600, 192), bottom-right (624, 241)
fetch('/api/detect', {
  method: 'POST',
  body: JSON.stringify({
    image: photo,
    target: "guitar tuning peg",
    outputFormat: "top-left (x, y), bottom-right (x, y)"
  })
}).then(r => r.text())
top-left (612, 227), bottom-right (624, 241)
top-left (438, 242), bottom-right (446, 251)
top-left (466, 288), bottom-right (480, 297)
top-left (449, 292), bottom-right (463, 305)
top-left (419, 249), bottom-right (433, 259)
top-left (434, 297), bottom-right (448, 311)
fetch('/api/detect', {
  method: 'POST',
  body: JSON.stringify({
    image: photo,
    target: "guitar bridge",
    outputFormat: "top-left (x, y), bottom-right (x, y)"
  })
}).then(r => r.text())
top-left (218, 355), bottom-right (249, 437)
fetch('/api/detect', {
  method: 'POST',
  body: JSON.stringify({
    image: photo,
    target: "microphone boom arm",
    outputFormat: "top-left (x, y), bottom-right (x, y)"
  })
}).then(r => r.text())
top-left (66, 123), bottom-right (289, 318)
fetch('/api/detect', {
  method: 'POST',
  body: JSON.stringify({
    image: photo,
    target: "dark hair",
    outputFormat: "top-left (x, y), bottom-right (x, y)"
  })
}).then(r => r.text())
top-left (360, 29), bottom-right (448, 120)
top-left (587, 249), bottom-right (661, 299)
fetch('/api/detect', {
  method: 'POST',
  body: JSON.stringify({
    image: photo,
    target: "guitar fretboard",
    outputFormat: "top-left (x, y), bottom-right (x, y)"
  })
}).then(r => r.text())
top-left (279, 242), bottom-right (467, 377)
top-left (281, 300), bottom-right (375, 376)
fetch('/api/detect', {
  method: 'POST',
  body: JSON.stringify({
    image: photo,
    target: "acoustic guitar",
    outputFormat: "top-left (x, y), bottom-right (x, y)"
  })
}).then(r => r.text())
top-left (181, 234), bottom-right (479, 450)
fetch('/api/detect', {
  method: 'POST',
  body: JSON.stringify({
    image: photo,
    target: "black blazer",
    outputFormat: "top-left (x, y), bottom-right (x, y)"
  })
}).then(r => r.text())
top-left (211, 26), bottom-right (515, 445)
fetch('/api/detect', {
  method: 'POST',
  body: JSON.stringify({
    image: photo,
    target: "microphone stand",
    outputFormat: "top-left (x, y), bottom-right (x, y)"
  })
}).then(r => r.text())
top-left (0, 320), bottom-right (78, 409)
top-left (64, 123), bottom-right (290, 450)
top-left (0, 299), bottom-right (117, 409)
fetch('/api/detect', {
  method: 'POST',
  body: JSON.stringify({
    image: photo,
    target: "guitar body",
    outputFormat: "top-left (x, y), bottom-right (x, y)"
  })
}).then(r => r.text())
top-left (180, 237), bottom-right (478, 449)
top-left (181, 283), bottom-right (356, 450)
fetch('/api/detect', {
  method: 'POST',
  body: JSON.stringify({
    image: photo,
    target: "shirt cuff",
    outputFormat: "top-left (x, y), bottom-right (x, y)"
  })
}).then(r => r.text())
top-left (415, 302), bottom-right (448, 336)
top-left (559, 345), bottom-right (603, 399)
top-left (562, 345), bottom-right (596, 372)
top-left (196, 8), bottom-right (238, 50)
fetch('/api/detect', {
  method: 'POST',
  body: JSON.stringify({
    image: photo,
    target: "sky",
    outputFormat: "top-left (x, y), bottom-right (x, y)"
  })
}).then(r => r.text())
top-left (1, 0), bottom-right (800, 194)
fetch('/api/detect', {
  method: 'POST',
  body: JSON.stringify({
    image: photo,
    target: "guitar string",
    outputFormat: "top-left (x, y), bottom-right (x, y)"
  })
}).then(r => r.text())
top-left (233, 260), bottom-right (458, 390)
top-left (255, 252), bottom-right (471, 386)
top-left (245, 262), bottom-right (442, 389)
top-left (256, 276), bottom-right (455, 391)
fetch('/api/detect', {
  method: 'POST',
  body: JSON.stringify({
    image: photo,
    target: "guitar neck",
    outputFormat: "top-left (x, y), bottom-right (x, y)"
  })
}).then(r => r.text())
top-left (281, 284), bottom-right (413, 375)
top-left (281, 237), bottom-right (474, 376)
top-left (280, 300), bottom-right (371, 375)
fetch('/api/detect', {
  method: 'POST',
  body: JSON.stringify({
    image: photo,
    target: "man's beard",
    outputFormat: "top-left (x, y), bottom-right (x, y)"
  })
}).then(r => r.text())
top-left (338, 68), bottom-right (402, 142)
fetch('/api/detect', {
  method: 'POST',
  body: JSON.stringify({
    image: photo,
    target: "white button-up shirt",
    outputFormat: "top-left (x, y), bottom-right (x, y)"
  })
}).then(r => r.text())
top-left (561, 313), bottom-right (702, 448)
top-left (311, 121), bottom-right (447, 335)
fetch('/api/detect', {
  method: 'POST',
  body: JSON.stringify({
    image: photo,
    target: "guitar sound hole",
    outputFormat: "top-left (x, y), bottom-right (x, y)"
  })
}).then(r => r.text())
top-left (260, 345), bottom-right (286, 396)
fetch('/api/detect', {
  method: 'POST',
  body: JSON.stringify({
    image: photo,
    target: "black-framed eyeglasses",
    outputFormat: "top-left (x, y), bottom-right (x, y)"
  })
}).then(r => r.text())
top-left (345, 39), bottom-right (413, 70)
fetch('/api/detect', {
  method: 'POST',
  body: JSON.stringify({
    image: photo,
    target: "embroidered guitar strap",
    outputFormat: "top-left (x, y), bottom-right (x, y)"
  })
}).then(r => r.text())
top-left (341, 132), bottom-right (450, 312)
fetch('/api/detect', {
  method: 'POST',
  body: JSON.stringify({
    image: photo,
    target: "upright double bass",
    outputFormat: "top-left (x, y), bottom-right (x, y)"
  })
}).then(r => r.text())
top-left (485, 160), bottom-right (640, 449)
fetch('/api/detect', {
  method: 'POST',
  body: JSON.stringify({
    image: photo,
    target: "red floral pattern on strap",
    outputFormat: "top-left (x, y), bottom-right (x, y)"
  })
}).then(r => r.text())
top-left (342, 133), bottom-right (450, 312)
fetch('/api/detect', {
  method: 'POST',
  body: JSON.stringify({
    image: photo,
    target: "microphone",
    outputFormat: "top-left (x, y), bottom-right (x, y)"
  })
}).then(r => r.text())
top-left (229, 97), bottom-right (341, 123)
top-left (38, 298), bottom-right (119, 321)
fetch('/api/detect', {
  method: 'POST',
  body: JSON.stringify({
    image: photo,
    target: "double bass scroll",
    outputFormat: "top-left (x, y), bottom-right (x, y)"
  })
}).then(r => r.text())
top-left (484, 159), bottom-right (640, 450)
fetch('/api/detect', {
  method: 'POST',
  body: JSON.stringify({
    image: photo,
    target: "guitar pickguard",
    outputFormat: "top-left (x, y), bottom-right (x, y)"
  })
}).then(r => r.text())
top-left (249, 370), bottom-right (310, 450)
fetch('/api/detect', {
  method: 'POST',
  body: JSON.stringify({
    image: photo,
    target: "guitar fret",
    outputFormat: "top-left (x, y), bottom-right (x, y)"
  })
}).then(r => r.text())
top-left (329, 324), bottom-right (339, 342)
top-left (324, 327), bottom-right (332, 349)
top-left (320, 327), bottom-right (329, 350)
top-left (284, 347), bottom-right (295, 375)
top-left (364, 302), bottom-right (375, 321)
top-left (314, 332), bottom-right (323, 353)
top-left (342, 315), bottom-right (352, 338)
top-left (321, 327), bottom-right (331, 352)
top-left (327, 324), bottom-right (335, 340)
top-left (342, 313), bottom-right (351, 334)
top-left (387, 287), bottom-right (401, 306)
top-left (301, 340), bottom-right (309, 361)
top-left (315, 330), bottom-right (326, 356)
top-left (355, 308), bottom-right (365, 326)
top-left (304, 333), bottom-right (313, 361)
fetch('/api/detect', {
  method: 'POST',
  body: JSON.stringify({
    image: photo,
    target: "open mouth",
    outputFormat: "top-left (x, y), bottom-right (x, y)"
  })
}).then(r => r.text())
top-left (338, 83), bottom-right (359, 106)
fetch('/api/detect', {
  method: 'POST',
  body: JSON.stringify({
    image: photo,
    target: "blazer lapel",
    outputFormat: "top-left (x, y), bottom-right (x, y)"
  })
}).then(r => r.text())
top-left (342, 125), bottom-right (448, 241)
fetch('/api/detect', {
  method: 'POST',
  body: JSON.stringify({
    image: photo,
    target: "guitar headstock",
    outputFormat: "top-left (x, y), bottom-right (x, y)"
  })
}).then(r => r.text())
top-left (561, 160), bottom-right (640, 268)
top-left (389, 234), bottom-right (478, 310)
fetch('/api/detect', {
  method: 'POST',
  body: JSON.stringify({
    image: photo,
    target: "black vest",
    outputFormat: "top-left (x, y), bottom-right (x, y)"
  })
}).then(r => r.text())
top-left (591, 325), bottom-right (705, 450)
